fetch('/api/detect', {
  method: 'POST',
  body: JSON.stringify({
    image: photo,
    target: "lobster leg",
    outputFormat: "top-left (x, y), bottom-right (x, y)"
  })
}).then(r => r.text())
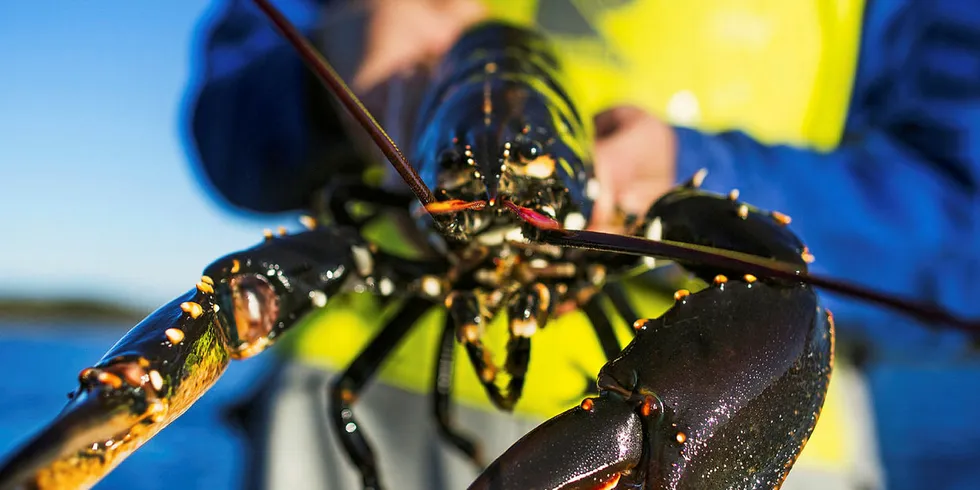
top-left (330, 296), bottom-right (436, 490)
top-left (603, 282), bottom-right (640, 337)
top-left (432, 312), bottom-right (484, 468)
top-left (581, 295), bottom-right (623, 361)
top-left (502, 283), bottom-right (553, 406)
top-left (322, 180), bottom-right (416, 229)
top-left (448, 283), bottom-right (553, 412)
top-left (446, 291), bottom-right (504, 406)
top-left (0, 226), bottom-right (440, 490)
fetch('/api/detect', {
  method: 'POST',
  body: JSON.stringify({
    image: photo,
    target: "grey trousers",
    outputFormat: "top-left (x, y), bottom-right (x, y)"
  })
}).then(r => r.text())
top-left (245, 358), bottom-right (884, 490)
top-left (255, 361), bottom-right (542, 490)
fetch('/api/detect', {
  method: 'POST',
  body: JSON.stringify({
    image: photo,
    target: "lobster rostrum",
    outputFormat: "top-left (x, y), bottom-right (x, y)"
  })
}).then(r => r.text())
top-left (2, 2), bottom-right (978, 489)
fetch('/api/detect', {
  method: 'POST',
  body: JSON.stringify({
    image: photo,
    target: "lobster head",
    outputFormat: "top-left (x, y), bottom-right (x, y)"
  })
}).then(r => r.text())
top-left (411, 22), bottom-right (594, 241)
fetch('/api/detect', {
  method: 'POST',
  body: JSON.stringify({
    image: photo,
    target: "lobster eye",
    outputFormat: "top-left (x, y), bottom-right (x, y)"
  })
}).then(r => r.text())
top-left (519, 141), bottom-right (543, 160)
top-left (438, 148), bottom-right (463, 169)
top-left (229, 273), bottom-right (280, 347)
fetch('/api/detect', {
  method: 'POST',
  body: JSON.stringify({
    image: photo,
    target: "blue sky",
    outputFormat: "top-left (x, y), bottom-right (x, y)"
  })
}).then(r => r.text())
top-left (0, 2), bottom-right (301, 309)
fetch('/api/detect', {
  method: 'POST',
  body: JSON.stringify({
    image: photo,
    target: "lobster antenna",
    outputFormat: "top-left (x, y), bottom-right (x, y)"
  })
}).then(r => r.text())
top-left (254, 0), bottom-right (436, 207)
top-left (536, 228), bottom-right (980, 336)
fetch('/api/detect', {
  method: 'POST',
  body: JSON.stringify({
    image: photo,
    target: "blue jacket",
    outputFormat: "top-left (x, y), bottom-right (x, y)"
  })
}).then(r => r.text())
top-left (185, 1), bottom-right (980, 488)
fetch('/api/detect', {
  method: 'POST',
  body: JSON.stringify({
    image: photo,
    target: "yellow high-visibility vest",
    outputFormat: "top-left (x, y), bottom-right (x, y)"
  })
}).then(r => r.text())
top-left (281, 0), bottom-right (866, 477)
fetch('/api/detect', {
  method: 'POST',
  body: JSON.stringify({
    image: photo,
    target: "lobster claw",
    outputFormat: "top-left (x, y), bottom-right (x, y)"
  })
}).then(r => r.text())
top-left (468, 395), bottom-right (643, 490)
top-left (0, 383), bottom-right (156, 490)
top-left (0, 290), bottom-right (231, 490)
top-left (473, 258), bottom-right (834, 489)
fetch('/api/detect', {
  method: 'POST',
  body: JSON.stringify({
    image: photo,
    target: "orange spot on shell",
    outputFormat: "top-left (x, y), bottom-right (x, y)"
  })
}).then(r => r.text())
top-left (299, 215), bottom-right (317, 230)
top-left (771, 211), bottom-right (792, 225)
top-left (673, 289), bottom-right (690, 301)
top-left (480, 367), bottom-right (496, 383)
top-left (459, 324), bottom-right (481, 344)
top-left (596, 473), bottom-right (622, 490)
top-left (97, 371), bottom-right (123, 389)
top-left (149, 370), bottom-right (164, 392)
top-left (165, 328), bottom-right (185, 344)
top-left (632, 319), bottom-right (647, 331)
top-left (743, 274), bottom-right (757, 284)
top-left (580, 398), bottom-right (595, 412)
top-left (676, 431), bottom-right (687, 443)
top-left (181, 301), bottom-right (204, 319)
top-left (342, 390), bottom-right (355, 403)
top-left (200, 275), bottom-right (214, 286)
top-left (713, 274), bottom-right (728, 285)
top-left (641, 396), bottom-right (656, 417)
top-left (231, 259), bottom-right (241, 274)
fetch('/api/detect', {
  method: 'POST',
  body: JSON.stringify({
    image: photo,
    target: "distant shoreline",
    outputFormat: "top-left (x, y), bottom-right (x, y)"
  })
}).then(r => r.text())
top-left (0, 298), bottom-right (150, 325)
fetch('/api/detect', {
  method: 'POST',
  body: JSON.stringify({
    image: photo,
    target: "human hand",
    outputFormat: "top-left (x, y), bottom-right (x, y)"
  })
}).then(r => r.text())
top-left (352, 0), bottom-right (488, 93)
top-left (588, 106), bottom-right (678, 234)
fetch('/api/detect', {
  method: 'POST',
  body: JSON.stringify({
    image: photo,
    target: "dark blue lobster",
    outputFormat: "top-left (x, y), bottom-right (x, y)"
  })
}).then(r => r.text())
top-left (0, 2), bottom-right (976, 489)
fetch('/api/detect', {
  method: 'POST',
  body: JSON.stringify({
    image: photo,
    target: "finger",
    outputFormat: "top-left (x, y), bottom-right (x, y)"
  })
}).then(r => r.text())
top-left (594, 105), bottom-right (647, 139)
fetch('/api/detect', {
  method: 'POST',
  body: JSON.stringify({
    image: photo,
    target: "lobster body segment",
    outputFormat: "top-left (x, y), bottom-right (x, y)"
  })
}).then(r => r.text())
top-left (412, 22), bottom-right (593, 241)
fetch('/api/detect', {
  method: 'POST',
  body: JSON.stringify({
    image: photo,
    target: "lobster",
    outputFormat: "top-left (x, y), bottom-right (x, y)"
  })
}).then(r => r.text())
top-left (1, 1), bottom-right (977, 489)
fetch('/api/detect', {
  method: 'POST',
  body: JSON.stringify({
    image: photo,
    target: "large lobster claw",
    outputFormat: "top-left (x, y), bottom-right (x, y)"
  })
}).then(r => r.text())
top-left (0, 290), bottom-right (230, 490)
top-left (471, 273), bottom-right (834, 490)
top-left (0, 227), bottom-right (377, 490)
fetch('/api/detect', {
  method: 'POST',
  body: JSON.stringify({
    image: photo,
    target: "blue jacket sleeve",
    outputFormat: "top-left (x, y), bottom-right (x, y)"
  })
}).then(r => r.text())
top-left (671, 0), bottom-right (980, 358)
top-left (185, 0), bottom-right (363, 213)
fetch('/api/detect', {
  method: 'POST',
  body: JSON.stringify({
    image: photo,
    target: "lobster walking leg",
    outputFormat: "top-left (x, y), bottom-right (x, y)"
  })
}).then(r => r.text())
top-left (581, 295), bottom-right (623, 361)
top-left (322, 181), bottom-right (416, 229)
top-left (447, 282), bottom-right (553, 413)
top-left (432, 313), bottom-right (484, 468)
top-left (603, 282), bottom-right (641, 337)
top-left (501, 282), bottom-right (553, 406)
top-left (330, 297), bottom-right (437, 490)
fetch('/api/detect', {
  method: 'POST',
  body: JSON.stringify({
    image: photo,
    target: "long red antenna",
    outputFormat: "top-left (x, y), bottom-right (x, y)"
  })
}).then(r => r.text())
top-left (253, 0), bottom-right (436, 207)
top-left (536, 227), bottom-right (980, 336)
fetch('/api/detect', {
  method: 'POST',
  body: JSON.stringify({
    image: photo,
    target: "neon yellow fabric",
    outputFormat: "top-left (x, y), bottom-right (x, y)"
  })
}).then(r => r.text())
top-left (281, 0), bottom-right (866, 474)
top-left (484, 0), bottom-right (864, 149)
